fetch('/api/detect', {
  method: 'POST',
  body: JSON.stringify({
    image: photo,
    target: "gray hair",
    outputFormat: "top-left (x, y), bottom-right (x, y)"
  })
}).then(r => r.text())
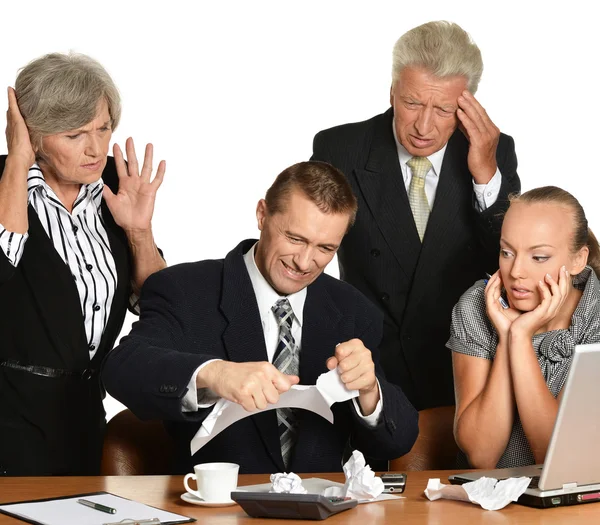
top-left (15, 52), bottom-right (121, 152)
top-left (392, 21), bottom-right (483, 93)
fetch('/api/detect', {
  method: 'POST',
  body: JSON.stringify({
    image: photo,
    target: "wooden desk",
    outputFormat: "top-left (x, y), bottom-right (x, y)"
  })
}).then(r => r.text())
top-left (1, 471), bottom-right (599, 524)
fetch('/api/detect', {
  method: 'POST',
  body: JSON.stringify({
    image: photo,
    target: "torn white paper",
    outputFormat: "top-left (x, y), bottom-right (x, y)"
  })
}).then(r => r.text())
top-left (424, 477), bottom-right (531, 511)
top-left (342, 450), bottom-right (385, 500)
top-left (270, 473), bottom-right (307, 494)
top-left (320, 450), bottom-right (384, 501)
top-left (190, 369), bottom-right (358, 455)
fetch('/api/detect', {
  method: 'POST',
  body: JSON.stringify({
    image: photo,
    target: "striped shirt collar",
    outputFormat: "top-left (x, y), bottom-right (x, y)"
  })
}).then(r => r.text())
top-left (27, 163), bottom-right (104, 215)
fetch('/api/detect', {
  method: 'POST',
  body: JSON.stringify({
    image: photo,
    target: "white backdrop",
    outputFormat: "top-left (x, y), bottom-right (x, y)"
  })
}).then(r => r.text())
top-left (1, 0), bottom-right (598, 420)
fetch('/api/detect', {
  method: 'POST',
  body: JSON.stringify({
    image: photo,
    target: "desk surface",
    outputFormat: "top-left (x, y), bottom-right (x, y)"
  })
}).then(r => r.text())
top-left (1, 471), bottom-right (599, 524)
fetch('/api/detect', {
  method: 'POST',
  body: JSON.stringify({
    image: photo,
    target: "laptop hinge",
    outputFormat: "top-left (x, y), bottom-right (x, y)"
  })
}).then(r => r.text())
top-left (562, 482), bottom-right (578, 490)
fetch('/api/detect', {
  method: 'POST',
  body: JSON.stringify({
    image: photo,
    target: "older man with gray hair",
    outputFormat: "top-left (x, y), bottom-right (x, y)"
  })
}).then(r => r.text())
top-left (311, 21), bottom-right (521, 411)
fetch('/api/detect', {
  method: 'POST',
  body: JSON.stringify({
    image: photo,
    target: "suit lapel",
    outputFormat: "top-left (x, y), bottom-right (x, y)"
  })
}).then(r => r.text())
top-left (219, 240), bottom-right (284, 471)
top-left (409, 131), bottom-right (471, 306)
top-left (98, 162), bottom-right (130, 314)
top-left (299, 278), bottom-right (343, 385)
top-left (90, 200), bottom-right (131, 369)
top-left (289, 277), bottom-right (343, 470)
top-left (422, 132), bottom-right (469, 247)
top-left (354, 109), bottom-right (421, 280)
top-left (20, 206), bottom-right (87, 367)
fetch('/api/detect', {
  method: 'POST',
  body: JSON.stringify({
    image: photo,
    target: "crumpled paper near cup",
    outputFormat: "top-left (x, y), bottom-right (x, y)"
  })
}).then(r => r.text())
top-left (424, 476), bottom-right (532, 511)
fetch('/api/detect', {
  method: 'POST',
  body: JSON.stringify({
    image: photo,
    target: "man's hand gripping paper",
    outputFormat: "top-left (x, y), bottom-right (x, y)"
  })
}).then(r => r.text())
top-left (190, 369), bottom-right (358, 455)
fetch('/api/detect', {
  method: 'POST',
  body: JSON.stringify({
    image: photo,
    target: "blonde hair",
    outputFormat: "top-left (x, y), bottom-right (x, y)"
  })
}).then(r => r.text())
top-left (392, 21), bottom-right (483, 93)
top-left (15, 52), bottom-right (121, 154)
top-left (509, 186), bottom-right (600, 276)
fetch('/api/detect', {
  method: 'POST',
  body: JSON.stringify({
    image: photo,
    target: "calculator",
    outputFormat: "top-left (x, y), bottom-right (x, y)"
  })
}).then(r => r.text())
top-left (230, 491), bottom-right (358, 520)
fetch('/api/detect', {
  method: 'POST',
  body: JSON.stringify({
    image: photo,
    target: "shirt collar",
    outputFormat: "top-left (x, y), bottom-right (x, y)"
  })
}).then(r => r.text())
top-left (27, 163), bottom-right (104, 212)
top-left (391, 120), bottom-right (447, 180)
top-left (243, 242), bottom-right (306, 327)
top-left (26, 164), bottom-right (47, 195)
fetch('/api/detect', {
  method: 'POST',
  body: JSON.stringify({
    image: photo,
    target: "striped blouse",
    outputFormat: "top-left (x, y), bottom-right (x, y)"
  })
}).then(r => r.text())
top-left (0, 164), bottom-right (118, 358)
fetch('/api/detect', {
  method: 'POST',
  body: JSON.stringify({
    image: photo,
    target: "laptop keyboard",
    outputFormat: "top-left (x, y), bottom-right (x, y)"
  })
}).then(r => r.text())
top-left (528, 476), bottom-right (540, 489)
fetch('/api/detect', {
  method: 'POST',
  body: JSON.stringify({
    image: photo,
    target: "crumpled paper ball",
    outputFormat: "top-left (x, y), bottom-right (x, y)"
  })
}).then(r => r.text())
top-left (337, 450), bottom-right (384, 500)
top-left (270, 472), bottom-right (308, 494)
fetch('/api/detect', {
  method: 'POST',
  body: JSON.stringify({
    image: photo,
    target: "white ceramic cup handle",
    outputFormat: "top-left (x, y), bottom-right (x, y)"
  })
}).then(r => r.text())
top-left (184, 473), bottom-right (201, 498)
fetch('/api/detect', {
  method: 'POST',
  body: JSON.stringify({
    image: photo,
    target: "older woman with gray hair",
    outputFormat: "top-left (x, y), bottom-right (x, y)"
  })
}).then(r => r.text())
top-left (0, 52), bottom-right (166, 475)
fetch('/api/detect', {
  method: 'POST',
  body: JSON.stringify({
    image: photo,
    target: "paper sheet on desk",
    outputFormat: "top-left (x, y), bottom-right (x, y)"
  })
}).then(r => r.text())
top-left (191, 369), bottom-right (358, 455)
top-left (240, 477), bottom-right (403, 504)
top-left (0, 492), bottom-right (192, 525)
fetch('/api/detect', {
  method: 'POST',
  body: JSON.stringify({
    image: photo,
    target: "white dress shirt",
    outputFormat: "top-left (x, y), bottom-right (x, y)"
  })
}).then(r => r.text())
top-left (392, 124), bottom-right (502, 211)
top-left (182, 243), bottom-right (383, 426)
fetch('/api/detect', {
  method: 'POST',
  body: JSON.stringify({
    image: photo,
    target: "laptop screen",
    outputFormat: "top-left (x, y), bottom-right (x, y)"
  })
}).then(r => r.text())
top-left (539, 343), bottom-right (600, 490)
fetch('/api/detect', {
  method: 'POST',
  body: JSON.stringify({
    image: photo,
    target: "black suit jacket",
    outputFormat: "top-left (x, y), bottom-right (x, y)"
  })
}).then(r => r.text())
top-left (0, 156), bottom-right (132, 475)
top-left (311, 108), bottom-right (521, 410)
top-left (102, 240), bottom-right (418, 474)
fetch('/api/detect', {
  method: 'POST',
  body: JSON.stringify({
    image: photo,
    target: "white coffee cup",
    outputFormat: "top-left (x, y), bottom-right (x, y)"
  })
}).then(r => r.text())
top-left (183, 462), bottom-right (240, 502)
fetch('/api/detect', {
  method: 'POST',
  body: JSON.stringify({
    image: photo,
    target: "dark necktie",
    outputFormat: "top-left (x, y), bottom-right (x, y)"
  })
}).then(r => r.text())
top-left (271, 298), bottom-right (299, 468)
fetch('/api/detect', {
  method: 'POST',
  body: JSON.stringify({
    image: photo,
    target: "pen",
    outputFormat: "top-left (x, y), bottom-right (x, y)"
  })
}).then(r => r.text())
top-left (77, 498), bottom-right (117, 514)
top-left (484, 273), bottom-right (509, 309)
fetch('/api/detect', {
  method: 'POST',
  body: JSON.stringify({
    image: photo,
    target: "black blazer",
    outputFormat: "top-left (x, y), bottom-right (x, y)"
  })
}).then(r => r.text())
top-left (0, 156), bottom-right (132, 476)
top-left (311, 108), bottom-right (521, 410)
top-left (102, 240), bottom-right (418, 475)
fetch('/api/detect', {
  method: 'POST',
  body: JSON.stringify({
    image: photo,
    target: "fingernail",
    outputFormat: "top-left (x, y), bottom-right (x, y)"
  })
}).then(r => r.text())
top-left (546, 273), bottom-right (552, 279)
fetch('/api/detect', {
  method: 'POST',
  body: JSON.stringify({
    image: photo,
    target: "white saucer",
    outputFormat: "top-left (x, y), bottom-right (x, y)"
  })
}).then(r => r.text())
top-left (180, 492), bottom-right (238, 507)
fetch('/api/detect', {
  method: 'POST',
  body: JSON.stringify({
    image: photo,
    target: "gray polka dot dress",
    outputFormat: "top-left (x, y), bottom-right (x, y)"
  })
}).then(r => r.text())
top-left (447, 266), bottom-right (600, 468)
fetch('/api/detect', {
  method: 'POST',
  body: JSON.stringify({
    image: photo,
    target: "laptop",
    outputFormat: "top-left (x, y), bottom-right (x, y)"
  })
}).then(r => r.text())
top-left (449, 343), bottom-right (600, 508)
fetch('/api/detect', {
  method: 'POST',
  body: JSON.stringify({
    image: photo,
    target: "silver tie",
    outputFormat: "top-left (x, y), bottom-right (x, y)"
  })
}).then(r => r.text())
top-left (271, 298), bottom-right (300, 468)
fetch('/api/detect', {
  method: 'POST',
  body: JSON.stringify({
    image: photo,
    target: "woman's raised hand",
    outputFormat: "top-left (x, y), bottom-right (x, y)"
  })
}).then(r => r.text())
top-left (102, 137), bottom-right (165, 233)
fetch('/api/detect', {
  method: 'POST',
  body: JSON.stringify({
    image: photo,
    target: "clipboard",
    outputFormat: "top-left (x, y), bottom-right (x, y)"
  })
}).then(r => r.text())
top-left (0, 491), bottom-right (195, 525)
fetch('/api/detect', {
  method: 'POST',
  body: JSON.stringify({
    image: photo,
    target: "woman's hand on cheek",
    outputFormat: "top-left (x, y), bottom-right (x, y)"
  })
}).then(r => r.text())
top-left (485, 271), bottom-right (521, 340)
top-left (509, 266), bottom-right (569, 339)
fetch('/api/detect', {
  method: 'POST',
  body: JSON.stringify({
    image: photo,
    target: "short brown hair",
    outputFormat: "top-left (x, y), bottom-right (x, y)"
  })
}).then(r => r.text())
top-left (265, 161), bottom-right (357, 228)
top-left (509, 186), bottom-right (600, 276)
